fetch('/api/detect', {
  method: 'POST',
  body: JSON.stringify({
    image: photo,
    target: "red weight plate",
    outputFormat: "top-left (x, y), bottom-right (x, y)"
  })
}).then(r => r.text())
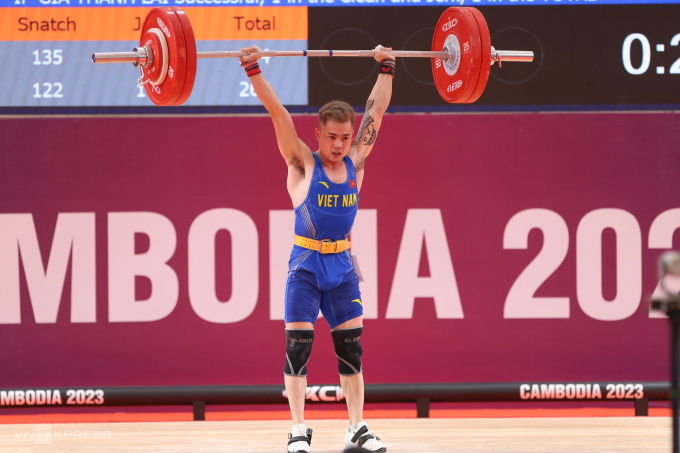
top-left (457, 8), bottom-right (482, 103)
top-left (169, 7), bottom-right (197, 106)
top-left (140, 8), bottom-right (187, 106)
top-left (465, 7), bottom-right (492, 104)
top-left (140, 28), bottom-right (166, 86)
top-left (431, 7), bottom-right (482, 104)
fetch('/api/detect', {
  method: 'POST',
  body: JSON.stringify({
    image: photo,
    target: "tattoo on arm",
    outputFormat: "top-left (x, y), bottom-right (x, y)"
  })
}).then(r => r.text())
top-left (354, 100), bottom-right (378, 147)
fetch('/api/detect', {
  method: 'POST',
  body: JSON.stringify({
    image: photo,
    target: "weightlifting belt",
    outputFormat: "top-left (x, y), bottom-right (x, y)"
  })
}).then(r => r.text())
top-left (294, 235), bottom-right (351, 254)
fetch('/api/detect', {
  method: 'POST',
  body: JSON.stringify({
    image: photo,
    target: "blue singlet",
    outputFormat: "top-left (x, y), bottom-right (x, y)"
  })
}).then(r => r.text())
top-left (284, 152), bottom-right (363, 328)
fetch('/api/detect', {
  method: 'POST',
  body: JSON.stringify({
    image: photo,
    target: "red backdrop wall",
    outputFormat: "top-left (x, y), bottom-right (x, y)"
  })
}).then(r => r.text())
top-left (0, 113), bottom-right (678, 388)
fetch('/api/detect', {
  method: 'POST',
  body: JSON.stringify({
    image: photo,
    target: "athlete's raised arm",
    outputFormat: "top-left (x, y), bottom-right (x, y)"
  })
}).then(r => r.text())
top-left (239, 46), bottom-right (312, 174)
top-left (351, 45), bottom-right (395, 170)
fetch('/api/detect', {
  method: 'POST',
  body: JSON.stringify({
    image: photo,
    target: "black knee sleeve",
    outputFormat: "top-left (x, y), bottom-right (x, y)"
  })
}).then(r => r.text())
top-left (284, 329), bottom-right (314, 376)
top-left (331, 326), bottom-right (363, 376)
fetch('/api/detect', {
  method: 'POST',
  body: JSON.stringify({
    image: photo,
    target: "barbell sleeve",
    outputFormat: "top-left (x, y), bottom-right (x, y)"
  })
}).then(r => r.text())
top-left (492, 50), bottom-right (535, 63)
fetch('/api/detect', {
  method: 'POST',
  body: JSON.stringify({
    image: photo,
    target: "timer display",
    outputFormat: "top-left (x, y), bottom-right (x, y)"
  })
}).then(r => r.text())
top-left (308, 4), bottom-right (680, 108)
top-left (622, 33), bottom-right (680, 75)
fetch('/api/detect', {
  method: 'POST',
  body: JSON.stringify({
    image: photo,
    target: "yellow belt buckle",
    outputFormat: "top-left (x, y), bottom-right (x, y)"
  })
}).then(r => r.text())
top-left (320, 239), bottom-right (336, 254)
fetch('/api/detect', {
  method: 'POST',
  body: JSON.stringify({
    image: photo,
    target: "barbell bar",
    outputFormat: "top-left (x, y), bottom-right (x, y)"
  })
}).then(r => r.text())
top-left (91, 6), bottom-right (534, 106)
top-left (92, 49), bottom-right (533, 65)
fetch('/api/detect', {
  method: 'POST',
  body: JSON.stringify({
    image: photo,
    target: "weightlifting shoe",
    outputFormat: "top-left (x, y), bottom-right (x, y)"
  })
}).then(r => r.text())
top-left (344, 421), bottom-right (386, 452)
top-left (287, 424), bottom-right (313, 453)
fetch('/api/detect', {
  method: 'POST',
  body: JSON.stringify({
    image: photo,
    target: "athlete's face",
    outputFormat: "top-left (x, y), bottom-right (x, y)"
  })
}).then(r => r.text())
top-left (316, 120), bottom-right (353, 163)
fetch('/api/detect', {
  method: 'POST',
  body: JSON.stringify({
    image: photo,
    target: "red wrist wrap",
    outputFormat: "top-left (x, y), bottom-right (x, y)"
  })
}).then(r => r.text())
top-left (242, 61), bottom-right (261, 77)
top-left (379, 59), bottom-right (395, 76)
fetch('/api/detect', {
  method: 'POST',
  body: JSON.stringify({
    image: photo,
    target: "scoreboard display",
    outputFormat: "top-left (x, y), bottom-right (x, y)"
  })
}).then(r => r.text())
top-left (0, 7), bottom-right (308, 106)
top-left (0, 0), bottom-right (679, 112)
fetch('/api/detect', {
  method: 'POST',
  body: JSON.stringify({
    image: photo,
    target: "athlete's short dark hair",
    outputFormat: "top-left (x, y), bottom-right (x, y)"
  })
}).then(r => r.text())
top-left (318, 100), bottom-right (355, 129)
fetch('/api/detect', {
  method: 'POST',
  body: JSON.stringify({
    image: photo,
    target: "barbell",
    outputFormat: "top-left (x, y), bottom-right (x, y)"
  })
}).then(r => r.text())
top-left (91, 6), bottom-right (534, 106)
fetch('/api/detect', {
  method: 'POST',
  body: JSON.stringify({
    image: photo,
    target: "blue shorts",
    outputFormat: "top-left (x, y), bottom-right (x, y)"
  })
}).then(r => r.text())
top-left (284, 269), bottom-right (363, 329)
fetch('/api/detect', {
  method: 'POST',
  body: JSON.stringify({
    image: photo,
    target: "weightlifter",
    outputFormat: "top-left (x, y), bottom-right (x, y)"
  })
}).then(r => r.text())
top-left (238, 44), bottom-right (394, 453)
